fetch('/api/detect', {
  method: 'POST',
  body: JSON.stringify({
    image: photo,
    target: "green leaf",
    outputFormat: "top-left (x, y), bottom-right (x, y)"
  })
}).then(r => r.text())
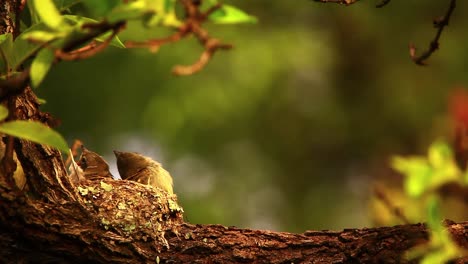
top-left (14, 23), bottom-right (60, 70)
top-left (0, 120), bottom-right (68, 152)
top-left (107, 1), bottom-right (148, 23)
top-left (36, 97), bottom-right (47, 105)
top-left (62, 15), bottom-right (125, 48)
top-left (392, 156), bottom-right (432, 197)
top-left (0, 33), bottom-right (14, 72)
top-left (426, 197), bottom-right (442, 231)
top-left (53, 0), bottom-right (82, 11)
top-left (21, 30), bottom-right (61, 43)
top-left (161, 0), bottom-right (181, 27)
top-left (428, 141), bottom-right (452, 169)
top-left (208, 5), bottom-right (257, 24)
top-left (82, 0), bottom-right (120, 18)
top-left (0, 34), bottom-right (8, 43)
top-left (27, 1), bottom-right (42, 26)
top-left (30, 48), bottom-right (55, 88)
top-left (32, 0), bottom-right (66, 30)
top-left (0, 105), bottom-right (8, 121)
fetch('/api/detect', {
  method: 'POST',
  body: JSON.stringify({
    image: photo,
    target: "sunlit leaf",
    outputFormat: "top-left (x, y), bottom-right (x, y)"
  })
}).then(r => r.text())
top-left (392, 156), bottom-right (432, 197)
top-left (107, 1), bottom-right (147, 23)
top-left (21, 31), bottom-right (61, 43)
top-left (0, 120), bottom-right (68, 152)
top-left (14, 23), bottom-right (60, 70)
top-left (161, 0), bottom-right (181, 27)
top-left (27, 0), bottom-right (41, 25)
top-left (209, 5), bottom-right (257, 24)
top-left (30, 48), bottom-right (55, 88)
top-left (428, 141), bottom-right (452, 169)
top-left (0, 105), bottom-right (8, 121)
top-left (37, 97), bottom-right (47, 105)
top-left (32, 0), bottom-right (66, 30)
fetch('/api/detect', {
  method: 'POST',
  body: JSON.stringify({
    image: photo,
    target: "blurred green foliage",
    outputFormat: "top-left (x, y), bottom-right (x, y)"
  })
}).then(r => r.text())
top-left (37, 0), bottom-right (468, 231)
top-left (392, 141), bottom-right (468, 262)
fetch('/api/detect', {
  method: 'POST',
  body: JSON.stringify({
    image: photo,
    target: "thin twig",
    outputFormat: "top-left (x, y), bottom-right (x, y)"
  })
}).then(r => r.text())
top-left (173, 38), bottom-right (232, 76)
top-left (312, 0), bottom-right (360, 6)
top-left (56, 28), bottom-right (121, 61)
top-left (64, 139), bottom-right (83, 168)
top-left (409, 0), bottom-right (456, 65)
top-left (125, 28), bottom-right (186, 53)
top-left (376, 0), bottom-right (391, 8)
top-left (125, 0), bottom-right (231, 75)
top-left (374, 185), bottom-right (410, 225)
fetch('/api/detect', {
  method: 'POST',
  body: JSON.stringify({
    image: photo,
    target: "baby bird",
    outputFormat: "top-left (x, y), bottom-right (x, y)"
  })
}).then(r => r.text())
top-left (78, 146), bottom-right (113, 181)
top-left (113, 151), bottom-right (173, 195)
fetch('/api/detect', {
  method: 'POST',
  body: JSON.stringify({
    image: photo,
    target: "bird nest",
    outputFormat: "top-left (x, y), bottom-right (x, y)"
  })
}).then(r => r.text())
top-left (77, 178), bottom-right (184, 249)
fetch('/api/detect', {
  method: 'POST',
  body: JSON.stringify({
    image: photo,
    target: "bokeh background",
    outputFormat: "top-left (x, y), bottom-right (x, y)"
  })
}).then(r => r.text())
top-left (38, 1), bottom-right (468, 232)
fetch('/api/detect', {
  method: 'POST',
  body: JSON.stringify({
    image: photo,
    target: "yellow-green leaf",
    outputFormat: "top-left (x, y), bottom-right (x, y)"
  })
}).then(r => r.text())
top-left (107, 1), bottom-right (147, 23)
top-left (100, 181), bottom-right (113, 191)
top-left (208, 5), bottom-right (257, 24)
top-left (428, 141), bottom-right (452, 169)
top-left (0, 120), bottom-right (68, 152)
top-left (30, 48), bottom-right (55, 88)
top-left (21, 30), bottom-right (61, 43)
top-left (0, 105), bottom-right (8, 121)
top-left (32, 0), bottom-right (66, 30)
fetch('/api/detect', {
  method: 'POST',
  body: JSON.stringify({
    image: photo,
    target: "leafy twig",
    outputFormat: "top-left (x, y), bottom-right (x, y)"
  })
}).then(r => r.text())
top-left (0, 22), bottom-right (124, 100)
top-left (55, 27), bottom-right (122, 61)
top-left (125, 0), bottom-right (232, 75)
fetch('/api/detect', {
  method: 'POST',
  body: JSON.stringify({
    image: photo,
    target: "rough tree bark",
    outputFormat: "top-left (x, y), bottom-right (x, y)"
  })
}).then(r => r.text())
top-left (2, 1), bottom-right (468, 264)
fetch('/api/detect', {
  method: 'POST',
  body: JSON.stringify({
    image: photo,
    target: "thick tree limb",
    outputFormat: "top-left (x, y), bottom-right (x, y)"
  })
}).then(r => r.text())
top-left (3, 195), bottom-right (468, 264)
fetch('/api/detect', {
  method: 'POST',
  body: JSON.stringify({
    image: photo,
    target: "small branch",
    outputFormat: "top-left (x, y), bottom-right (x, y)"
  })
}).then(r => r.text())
top-left (376, 0), bottom-right (391, 8)
top-left (125, 0), bottom-right (232, 75)
top-left (55, 28), bottom-right (121, 61)
top-left (374, 185), bottom-right (410, 225)
top-left (125, 28), bottom-right (186, 53)
top-left (172, 38), bottom-right (232, 76)
top-left (312, 0), bottom-right (360, 6)
top-left (409, 0), bottom-right (456, 65)
top-left (63, 21), bottom-right (125, 52)
top-left (0, 22), bottom-right (124, 101)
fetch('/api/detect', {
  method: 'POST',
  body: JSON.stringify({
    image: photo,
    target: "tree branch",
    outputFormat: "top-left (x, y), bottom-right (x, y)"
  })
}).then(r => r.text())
top-left (0, 22), bottom-right (124, 102)
top-left (376, 0), bottom-right (391, 8)
top-left (312, 0), bottom-right (360, 5)
top-left (409, 0), bottom-right (457, 65)
top-left (125, 0), bottom-right (232, 75)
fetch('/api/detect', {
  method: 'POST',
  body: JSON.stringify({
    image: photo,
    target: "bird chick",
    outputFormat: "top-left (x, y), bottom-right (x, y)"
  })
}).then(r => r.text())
top-left (78, 146), bottom-right (113, 181)
top-left (114, 151), bottom-right (173, 195)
